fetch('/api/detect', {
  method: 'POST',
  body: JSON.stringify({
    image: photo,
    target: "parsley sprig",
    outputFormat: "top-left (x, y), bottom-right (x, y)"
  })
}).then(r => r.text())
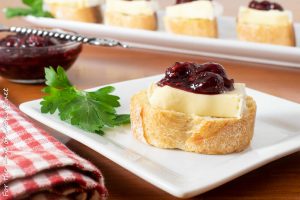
top-left (5, 0), bottom-right (53, 19)
top-left (40, 66), bottom-right (130, 135)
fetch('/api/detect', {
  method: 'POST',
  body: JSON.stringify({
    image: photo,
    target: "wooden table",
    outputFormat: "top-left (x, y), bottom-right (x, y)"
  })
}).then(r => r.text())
top-left (1, 45), bottom-right (300, 200)
top-left (1, 1), bottom-right (300, 199)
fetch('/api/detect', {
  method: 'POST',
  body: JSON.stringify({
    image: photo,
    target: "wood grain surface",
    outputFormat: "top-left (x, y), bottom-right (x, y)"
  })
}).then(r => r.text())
top-left (1, 1), bottom-right (300, 199)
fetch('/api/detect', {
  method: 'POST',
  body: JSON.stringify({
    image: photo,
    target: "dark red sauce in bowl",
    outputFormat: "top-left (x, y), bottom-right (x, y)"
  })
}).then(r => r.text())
top-left (0, 33), bottom-right (82, 84)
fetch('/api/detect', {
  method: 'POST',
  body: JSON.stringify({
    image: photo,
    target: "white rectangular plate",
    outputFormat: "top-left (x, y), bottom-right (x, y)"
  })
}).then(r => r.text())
top-left (25, 15), bottom-right (300, 68)
top-left (20, 76), bottom-right (300, 198)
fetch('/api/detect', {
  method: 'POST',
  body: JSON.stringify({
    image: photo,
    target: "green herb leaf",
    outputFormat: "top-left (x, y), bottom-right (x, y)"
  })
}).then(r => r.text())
top-left (87, 86), bottom-right (121, 107)
top-left (40, 66), bottom-right (130, 134)
top-left (5, 0), bottom-right (53, 18)
top-left (5, 8), bottom-right (33, 18)
top-left (114, 114), bottom-right (131, 125)
top-left (23, 0), bottom-right (36, 7)
top-left (45, 67), bottom-right (72, 88)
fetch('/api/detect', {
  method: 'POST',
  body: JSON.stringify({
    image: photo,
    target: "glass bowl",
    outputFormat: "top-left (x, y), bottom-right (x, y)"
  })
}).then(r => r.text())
top-left (0, 33), bottom-right (82, 84)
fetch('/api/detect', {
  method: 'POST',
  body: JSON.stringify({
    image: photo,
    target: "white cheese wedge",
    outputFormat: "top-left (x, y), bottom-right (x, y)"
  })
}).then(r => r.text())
top-left (238, 6), bottom-right (292, 26)
top-left (106, 0), bottom-right (154, 16)
top-left (44, 0), bottom-right (101, 8)
top-left (165, 0), bottom-right (214, 20)
top-left (147, 83), bottom-right (246, 118)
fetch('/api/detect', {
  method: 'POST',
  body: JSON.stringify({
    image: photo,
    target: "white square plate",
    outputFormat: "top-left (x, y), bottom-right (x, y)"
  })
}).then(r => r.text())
top-left (20, 75), bottom-right (300, 198)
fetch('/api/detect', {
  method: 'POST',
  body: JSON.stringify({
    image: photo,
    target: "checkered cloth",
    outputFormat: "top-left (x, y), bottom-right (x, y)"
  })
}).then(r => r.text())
top-left (0, 96), bottom-right (108, 200)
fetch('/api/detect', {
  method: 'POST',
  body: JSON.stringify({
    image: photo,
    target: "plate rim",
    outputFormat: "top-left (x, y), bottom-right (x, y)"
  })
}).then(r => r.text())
top-left (24, 16), bottom-right (300, 68)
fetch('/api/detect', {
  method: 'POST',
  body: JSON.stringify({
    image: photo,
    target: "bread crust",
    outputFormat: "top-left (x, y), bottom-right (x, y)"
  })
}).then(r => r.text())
top-left (105, 11), bottom-right (157, 30)
top-left (164, 17), bottom-right (218, 38)
top-left (237, 21), bottom-right (296, 46)
top-left (130, 90), bottom-right (256, 154)
top-left (48, 5), bottom-right (102, 23)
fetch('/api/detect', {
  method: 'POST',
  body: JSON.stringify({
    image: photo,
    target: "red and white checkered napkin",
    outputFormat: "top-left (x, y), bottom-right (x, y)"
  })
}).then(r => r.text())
top-left (0, 96), bottom-right (108, 200)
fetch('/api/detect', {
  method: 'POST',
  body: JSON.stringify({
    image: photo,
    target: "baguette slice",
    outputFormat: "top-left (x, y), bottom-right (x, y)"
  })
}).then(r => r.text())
top-left (105, 11), bottom-right (157, 30)
top-left (164, 17), bottom-right (218, 38)
top-left (130, 90), bottom-right (256, 154)
top-left (48, 5), bottom-right (102, 23)
top-left (237, 22), bottom-right (296, 46)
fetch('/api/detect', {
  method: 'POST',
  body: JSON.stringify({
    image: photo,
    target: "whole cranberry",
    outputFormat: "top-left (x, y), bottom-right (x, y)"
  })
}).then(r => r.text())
top-left (196, 62), bottom-right (227, 78)
top-left (25, 35), bottom-right (48, 47)
top-left (165, 62), bottom-right (195, 80)
top-left (261, 1), bottom-right (271, 8)
top-left (224, 78), bottom-right (234, 91)
top-left (191, 72), bottom-right (225, 94)
top-left (249, 0), bottom-right (256, 8)
top-left (270, 2), bottom-right (283, 11)
top-left (2, 35), bottom-right (21, 47)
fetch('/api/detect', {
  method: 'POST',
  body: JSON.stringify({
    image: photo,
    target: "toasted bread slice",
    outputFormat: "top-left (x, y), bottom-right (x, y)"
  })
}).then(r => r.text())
top-left (164, 17), bottom-right (218, 38)
top-left (48, 5), bottom-right (102, 23)
top-left (105, 11), bottom-right (157, 30)
top-left (237, 22), bottom-right (296, 46)
top-left (130, 90), bottom-right (256, 154)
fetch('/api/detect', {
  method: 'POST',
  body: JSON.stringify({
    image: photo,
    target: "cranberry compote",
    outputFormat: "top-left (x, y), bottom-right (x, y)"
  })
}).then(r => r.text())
top-left (176, 0), bottom-right (211, 4)
top-left (0, 33), bottom-right (82, 83)
top-left (248, 0), bottom-right (283, 11)
top-left (157, 62), bottom-right (234, 95)
top-left (0, 34), bottom-right (62, 48)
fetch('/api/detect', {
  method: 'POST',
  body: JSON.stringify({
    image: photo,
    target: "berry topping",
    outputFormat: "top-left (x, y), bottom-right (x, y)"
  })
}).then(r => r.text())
top-left (195, 62), bottom-right (227, 78)
top-left (158, 62), bottom-right (234, 94)
top-left (166, 62), bottom-right (194, 80)
top-left (176, 0), bottom-right (211, 4)
top-left (248, 0), bottom-right (283, 11)
top-left (0, 34), bottom-right (65, 48)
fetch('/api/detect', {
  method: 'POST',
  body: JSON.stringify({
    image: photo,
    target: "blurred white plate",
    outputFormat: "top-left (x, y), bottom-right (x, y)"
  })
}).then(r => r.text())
top-left (20, 75), bottom-right (300, 198)
top-left (24, 13), bottom-right (300, 68)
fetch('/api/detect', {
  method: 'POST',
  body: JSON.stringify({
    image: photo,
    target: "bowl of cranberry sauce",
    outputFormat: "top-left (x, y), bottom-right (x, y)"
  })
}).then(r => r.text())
top-left (0, 32), bottom-right (82, 84)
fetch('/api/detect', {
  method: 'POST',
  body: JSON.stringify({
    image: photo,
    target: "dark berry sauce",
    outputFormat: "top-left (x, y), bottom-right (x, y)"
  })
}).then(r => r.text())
top-left (0, 34), bottom-right (65, 48)
top-left (157, 62), bottom-right (234, 95)
top-left (0, 34), bottom-right (81, 82)
top-left (176, 0), bottom-right (211, 4)
top-left (248, 0), bottom-right (283, 11)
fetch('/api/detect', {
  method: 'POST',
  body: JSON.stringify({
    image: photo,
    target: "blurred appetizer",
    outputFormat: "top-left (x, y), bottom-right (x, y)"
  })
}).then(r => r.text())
top-left (105, 0), bottom-right (157, 30)
top-left (130, 62), bottom-right (256, 154)
top-left (237, 0), bottom-right (295, 46)
top-left (44, 0), bottom-right (102, 23)
top-left (164, 0), bottom-right (218, 38)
